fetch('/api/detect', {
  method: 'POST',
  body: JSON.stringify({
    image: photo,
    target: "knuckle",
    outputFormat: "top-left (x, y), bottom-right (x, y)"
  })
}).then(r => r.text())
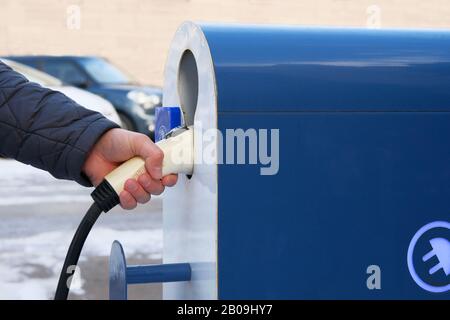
top-left (137, 189), bottom-right (147, 200)
top-left (142, 183), bottom-right (152, 194)
top-left (135, 132), bottom-right (148, 142)
top-left (153, 148), bottom-right (164, 162)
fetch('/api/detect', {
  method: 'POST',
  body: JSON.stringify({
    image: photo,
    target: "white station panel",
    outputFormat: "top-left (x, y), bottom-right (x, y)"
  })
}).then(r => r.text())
top-left (162, 22), bottom-right (218, 300)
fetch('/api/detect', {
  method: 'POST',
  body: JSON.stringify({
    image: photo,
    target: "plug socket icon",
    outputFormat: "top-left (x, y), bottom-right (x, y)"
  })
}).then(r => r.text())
top-left (407, 221), bottom-right (450, 293)
top-left (422, 237), bottom-right (450, 276)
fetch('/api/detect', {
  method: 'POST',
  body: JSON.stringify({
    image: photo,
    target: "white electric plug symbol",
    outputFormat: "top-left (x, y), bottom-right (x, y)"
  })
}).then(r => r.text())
top-left (422, 238), bottom-right (450, 276)
top-left (407, 221), bottom-right (450, 293)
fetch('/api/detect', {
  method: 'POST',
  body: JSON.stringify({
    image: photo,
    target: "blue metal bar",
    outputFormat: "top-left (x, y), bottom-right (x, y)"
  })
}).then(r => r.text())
top-left (109, 241), bottom-right (192, 299)
top-left (126, 263), bottom-right (191, 284)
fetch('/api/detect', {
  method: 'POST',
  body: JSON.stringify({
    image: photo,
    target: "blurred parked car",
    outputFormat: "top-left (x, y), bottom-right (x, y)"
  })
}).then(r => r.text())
top-left (1, 59), bottom-right (122, 126)
top-left (4, 56), bottom-right (161, 138)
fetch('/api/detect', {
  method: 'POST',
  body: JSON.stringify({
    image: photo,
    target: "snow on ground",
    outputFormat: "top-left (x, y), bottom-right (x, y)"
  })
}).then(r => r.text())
top-left (0, 227), bottom-right (162, 299)
top-left (0, 159), bottom-right (163, 299)
top-left (0, 159), bottom-right (91, 206)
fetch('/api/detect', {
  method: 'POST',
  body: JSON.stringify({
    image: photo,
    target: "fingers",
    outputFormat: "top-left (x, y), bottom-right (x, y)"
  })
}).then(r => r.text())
top-left (119, 190), bottom-right (137, 210)
top-left (162, 174), bottom-right (178, 187)
top-left (138, 173), bottom-right (179, 193)
top-left (120, 179), bottom-right (150, 210)
top-left (125, 179), bottom-right (151, 203)
top-left (132, 135), bottom-right (177, 187)
top-left (119, 174), bottom-right (179, 210)
top-left (130, 134), bottom-right (164, 180)
top-left (138, 174), bottom-right (165, 195)
top-left (145, 151), bottom-right (163, 180)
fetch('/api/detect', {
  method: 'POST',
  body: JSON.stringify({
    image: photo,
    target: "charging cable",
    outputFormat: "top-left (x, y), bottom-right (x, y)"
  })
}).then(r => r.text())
top-left (54, 126), bottom-right (194, 300)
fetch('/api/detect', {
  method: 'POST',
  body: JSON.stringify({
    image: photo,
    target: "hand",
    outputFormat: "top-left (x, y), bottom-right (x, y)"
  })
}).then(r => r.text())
top-left (82, 128), bottom-right (178, 209)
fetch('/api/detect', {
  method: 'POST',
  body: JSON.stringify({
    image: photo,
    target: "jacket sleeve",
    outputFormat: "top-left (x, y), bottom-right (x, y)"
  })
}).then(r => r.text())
top-left (0, 61), bottom-right (119, 186)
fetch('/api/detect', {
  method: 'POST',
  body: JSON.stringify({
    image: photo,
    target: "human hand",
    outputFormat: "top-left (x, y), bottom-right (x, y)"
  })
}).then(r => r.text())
top-left (82, 128), bottom-right (178, 209)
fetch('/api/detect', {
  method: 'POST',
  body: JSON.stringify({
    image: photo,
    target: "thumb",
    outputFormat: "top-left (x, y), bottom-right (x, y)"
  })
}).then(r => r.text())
top-left (132, 134), bottom-right (164, 180)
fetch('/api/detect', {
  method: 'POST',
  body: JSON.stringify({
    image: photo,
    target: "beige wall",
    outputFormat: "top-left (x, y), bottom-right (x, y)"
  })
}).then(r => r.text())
top-left (1, 0), bottom-right (449, 86)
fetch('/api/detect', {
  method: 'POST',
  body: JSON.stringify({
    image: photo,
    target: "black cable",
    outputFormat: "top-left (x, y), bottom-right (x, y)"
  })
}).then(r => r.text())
top-left (54, 180), bottom-right (120, 300)
top-left (54, 202), bottom-right (102, 300)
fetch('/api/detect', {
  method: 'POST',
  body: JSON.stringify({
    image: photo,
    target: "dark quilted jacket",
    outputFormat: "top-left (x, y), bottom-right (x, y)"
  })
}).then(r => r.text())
top-left (0, 61), bottom-right (119, 186)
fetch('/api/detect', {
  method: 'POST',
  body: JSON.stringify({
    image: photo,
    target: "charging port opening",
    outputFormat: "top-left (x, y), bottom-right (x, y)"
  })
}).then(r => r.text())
top-left (177, 50), bottom-right (199, 179)
top-left (178, 50), bottom-right (198, 127)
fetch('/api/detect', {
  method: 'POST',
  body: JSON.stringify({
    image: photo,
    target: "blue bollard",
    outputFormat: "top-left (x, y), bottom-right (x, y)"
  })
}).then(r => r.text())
top-left (109, 240), bottom-right (191, 300)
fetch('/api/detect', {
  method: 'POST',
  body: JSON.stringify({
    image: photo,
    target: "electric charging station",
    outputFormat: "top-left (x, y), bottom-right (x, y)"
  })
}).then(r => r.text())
top-left (109, 22), bottom-right (450, 300)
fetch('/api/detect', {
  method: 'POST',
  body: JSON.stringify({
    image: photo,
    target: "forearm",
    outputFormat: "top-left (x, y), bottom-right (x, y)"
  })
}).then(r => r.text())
top-left (0, 61), bottom-right (119, 186)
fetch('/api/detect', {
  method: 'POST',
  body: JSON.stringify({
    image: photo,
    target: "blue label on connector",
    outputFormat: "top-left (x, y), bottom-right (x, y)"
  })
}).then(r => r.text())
top-left (155, 106), bottom-right (182, 142)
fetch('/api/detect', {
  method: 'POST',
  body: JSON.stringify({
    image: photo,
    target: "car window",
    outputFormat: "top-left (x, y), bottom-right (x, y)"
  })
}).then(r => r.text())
top-left (78, 58), bottom-right (132, 85)
top-left (16, 59), bottom-right (41, 69)
top-left (42, 60), bottom-right (88, 85)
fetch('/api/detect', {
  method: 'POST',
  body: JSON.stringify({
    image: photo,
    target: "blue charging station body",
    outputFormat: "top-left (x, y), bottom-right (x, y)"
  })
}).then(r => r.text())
top-left (207, 25), bottom-right (450, 299)
top-left (112, 23), bottom-right (450, 300)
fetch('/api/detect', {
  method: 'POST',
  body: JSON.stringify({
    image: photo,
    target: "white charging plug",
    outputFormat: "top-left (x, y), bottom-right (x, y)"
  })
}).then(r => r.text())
top-left (105, 126), bottom-right (194, 196)
top-left (91, 126), bottom-right (194, 211)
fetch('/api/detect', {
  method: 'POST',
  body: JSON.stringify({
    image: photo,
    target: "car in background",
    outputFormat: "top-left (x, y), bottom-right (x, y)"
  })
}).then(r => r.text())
top-left (5, 56), bottom-right (161, 138)
top-left (1, 59), bottom-right (122, 126)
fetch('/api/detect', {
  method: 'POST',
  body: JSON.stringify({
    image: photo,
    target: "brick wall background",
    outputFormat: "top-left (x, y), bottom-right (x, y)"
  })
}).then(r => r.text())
top-left (1, 0), bottom-right (449, 86)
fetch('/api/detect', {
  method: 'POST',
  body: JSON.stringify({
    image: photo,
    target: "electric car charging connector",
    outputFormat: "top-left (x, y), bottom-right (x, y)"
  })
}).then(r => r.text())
top-left (54, 125), bottom-right (194, 300)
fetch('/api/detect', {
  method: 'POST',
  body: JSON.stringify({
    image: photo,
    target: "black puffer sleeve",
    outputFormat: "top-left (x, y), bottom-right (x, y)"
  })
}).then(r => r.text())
top-left (0, 61), bottom-right (119, 186)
